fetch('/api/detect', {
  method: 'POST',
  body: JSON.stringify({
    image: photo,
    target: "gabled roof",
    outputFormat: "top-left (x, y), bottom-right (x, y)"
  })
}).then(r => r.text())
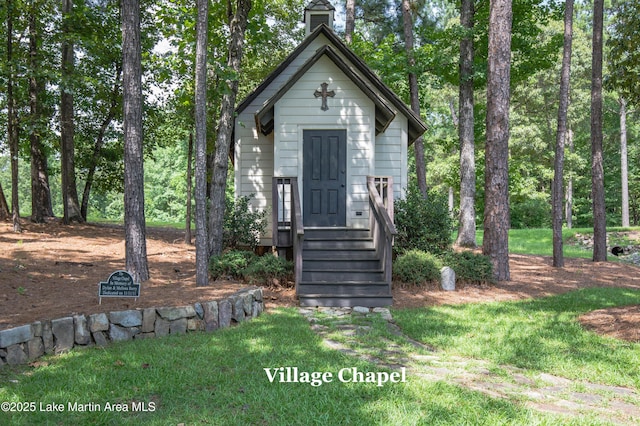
top-left (236, 24), bottom-right (427, 143)
top-left (255, 45), bottom-right (396, 136)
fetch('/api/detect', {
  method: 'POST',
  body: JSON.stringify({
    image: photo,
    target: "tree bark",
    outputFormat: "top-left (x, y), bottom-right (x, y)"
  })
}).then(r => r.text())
top-left (345, 0), bottom-right (355, 44)
top-left (619, 97), bottom-right (629, 228)
top-left (81, 63), bottom-right (122, 220)
top-left (29, 4), bottom-right (53, 223)
top-left (185, 132), bottom-right (194, 245)
top-left (0, 182), bottom-right (9, 219)
top-left (483, 0), bottom-right (512, 281)
top-left (552, 0), bottom-right (574, 268)
top-left (456, 0), bottom-right (476, 248)
top-left (565, 129), bottom-right (574, 229)
top-left (208, 0), bottom-right (252, 258)
top-left (6, 0), bottom-right (21, 232)
top-left (122, 0), bottom-right (149, 282)
top-left (401, 0), bottom-right (427, 197)
top-left (195, 0), bottom-right (209, 286)
top-left (591, 0), bottom-right (607, 262)
top-left (60, 0), bottom-right (83, 224)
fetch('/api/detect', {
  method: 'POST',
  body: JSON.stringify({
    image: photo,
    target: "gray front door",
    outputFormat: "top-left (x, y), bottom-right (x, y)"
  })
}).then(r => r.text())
top-left (303, 130), bottom-right (346, 227)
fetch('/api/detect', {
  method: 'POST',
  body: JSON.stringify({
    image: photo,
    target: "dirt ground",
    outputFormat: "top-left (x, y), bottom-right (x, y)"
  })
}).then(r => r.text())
top-left (1, 220), bottom-right (640, 342)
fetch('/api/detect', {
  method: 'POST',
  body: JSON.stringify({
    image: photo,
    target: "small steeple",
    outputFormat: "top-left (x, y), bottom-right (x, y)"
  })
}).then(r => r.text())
top-left (304, 0), bottom-right (335, 35)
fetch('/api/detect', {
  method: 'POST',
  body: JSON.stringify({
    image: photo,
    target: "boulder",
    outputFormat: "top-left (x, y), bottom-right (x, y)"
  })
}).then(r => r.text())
top-left (218, 299), bottom-right (232, 328)
top-left (0, 324), bottom-right (33, 348)
top-left (109, 310), bottom-right (142, 328)
top-left (51, 317), bottom-right (75, 354)
top-left (155, 318), bottom-right (171, 337)
top-left (141, 308), bottom-right (156, 333)
top-left (74, 315), bottom-right (91, 345)
top-left (6, 344), bottom-right (28, 365)
top-left (202, 301), bottom-right (219, 331)
top-left (88, 313), bottom-right (109, 332)
top-left (156, 306), bottom-right (195, 321)
top-left (109, 324), bottom-right (135, 342)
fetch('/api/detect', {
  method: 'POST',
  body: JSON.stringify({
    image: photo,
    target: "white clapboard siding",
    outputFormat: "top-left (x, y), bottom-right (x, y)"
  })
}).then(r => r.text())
top-left (234, 32), bottom-right (412, 244)
top-left (274, 55), bottom-right (375, 229)
top-left (375, 116), bottom-right (408, 199)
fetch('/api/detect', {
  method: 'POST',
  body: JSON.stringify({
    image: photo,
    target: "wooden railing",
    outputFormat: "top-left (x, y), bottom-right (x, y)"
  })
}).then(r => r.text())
top-left (272, 177), bottom-right (304, 291)
top-left (367, 176), bottom-right (396, 289)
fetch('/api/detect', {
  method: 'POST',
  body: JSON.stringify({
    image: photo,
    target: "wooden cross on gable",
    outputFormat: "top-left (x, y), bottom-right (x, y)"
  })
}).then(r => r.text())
top-left (314, 82), bottom-right (335, 111)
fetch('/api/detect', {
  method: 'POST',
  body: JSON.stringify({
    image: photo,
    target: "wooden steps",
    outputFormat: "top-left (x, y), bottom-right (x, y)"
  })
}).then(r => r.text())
top-left (297, 229), bottom-right (393, 307)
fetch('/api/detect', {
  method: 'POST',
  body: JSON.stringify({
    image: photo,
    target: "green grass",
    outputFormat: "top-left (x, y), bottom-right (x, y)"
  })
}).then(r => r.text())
top-left (393, 287), bottom-right (640, 389)
top-left (4, 224), bottom-right (639, 424)
top-left (471, 226), bottom-right (640, 259)
top-left (85, 217), bottom-right (189, 230)
top-left (1, 309), bottom-right (574, 425)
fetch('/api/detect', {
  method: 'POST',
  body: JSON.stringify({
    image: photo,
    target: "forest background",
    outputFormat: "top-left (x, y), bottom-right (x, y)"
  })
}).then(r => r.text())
top-left (0, 0), bottom-right (638, 238)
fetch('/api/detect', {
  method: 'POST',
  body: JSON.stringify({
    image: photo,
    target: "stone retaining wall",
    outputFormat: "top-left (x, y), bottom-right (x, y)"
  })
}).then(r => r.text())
top-left (0, 287), bottom-right (264, 366)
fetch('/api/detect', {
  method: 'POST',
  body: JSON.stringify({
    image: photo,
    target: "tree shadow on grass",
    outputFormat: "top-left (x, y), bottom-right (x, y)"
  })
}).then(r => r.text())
top-left (1, 309), bottom-right (546, 425)
top-left (393, 287), bottom-right (640, 388)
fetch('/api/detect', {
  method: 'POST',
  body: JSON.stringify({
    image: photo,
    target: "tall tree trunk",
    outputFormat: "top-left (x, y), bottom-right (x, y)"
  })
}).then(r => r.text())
top-left (345, 0), bottom-right (355, 44)
top-left (0, 183), bottom-right (9, 219)
top-left (565, 128), bottom-right (573, 229)
top-left (29, 4), bottom-right (53, 223)
top-left (619, 97), bottom-right (629, 227)
top-left (483, 0), bottom-right (512, 281)
top-left (185, 132), bottom-right (194, 245)
top-left (591, 0), bottom-right (606, 262)
top-left (7, 0), bottom-right (21, 232)
top-left (456, 0), bottom-right (476, 248)
top-left (80, 63), bottom-right (121, 220)
top-left (401, 0), bottom-right (427, 196)
top-left (122, 0), bottom-right (149, 282)
top-left (552, 0), bottom-right (574, 268)
top-left (208, 0), bottom-right (252, 258)
top-left (195, 0), bottom-right (209, 286)
top-left (60, 0), bottom-right (83, 224)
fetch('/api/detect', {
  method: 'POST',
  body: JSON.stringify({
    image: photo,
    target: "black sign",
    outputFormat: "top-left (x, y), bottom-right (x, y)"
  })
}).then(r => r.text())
top-left (99, 271), bottom-right (140, 303)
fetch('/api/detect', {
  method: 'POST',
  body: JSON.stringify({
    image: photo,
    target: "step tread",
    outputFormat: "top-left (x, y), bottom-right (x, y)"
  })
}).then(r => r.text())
top-left (302, 267), bottom-right (384, 272)
top-left (298, 295), bottom-right (393, 307)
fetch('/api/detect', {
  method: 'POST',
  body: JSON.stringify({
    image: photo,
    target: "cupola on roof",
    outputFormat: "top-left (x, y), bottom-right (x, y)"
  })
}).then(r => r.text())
top-left (305, 0), bottom-right (336, 11)
top-left (304, 0), bottom-right (335, 35)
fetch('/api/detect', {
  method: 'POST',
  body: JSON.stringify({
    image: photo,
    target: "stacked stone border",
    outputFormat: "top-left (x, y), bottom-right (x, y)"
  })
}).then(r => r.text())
top-left (0, 287), bottom-right (264, 366)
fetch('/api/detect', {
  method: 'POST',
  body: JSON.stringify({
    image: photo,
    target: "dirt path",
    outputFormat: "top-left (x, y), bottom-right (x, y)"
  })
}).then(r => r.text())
top-left (300, 307), bottom-right (640, 425)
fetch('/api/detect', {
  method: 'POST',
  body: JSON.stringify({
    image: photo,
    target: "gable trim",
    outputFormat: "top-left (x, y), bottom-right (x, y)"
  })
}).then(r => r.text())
top-left (254, 45), bottom-right (396, 137)
top-left (236, 24), bottom-right (427, 143)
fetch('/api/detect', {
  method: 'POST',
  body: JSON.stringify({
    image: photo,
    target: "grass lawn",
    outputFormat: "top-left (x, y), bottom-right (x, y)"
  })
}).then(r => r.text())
top-left (2, 309), bottom-right (580, 426)
top-left (3, 227), bottom-right (639, 424)
top-left (393, 287), bottom-right (640, 389)
top-left (473, 226), bottom-right (640, 259)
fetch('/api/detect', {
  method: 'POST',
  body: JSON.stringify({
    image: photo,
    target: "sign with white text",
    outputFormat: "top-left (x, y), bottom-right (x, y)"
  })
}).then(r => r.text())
top-left (98, 271), bottom-right (140, 304)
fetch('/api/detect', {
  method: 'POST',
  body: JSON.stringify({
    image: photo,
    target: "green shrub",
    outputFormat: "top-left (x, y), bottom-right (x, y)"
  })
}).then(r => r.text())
top-left (209, 250), bottom-right (256, 280)
top-left (393, 250), bottom-right (442, 285)
top-left (394, 183), bottom-right (453, 255)
top-left (224, 194), bottom-right (267, 250)
top-left (242, 254), bottom-right (293, 286)
top-left (510, 197), bottom-right (550, 229)
top-left (442, 251), bottom-right (494, 284)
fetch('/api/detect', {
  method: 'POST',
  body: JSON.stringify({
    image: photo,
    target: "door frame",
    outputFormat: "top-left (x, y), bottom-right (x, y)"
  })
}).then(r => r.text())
top-left (301, 129), bottom-right (347, 227)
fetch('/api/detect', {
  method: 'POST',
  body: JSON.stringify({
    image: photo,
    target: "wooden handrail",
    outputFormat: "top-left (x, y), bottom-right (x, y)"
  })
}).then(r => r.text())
top-left (273, 177), bottom-right (304, 291)
top-left (367, 177), bottom-right (397, 236)
top-left (290, 177), bottom-right (303, 237)
top-left (290, 177), bottom-right (303, 292)
top-left (368, 177), bottom-right (396, 290)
